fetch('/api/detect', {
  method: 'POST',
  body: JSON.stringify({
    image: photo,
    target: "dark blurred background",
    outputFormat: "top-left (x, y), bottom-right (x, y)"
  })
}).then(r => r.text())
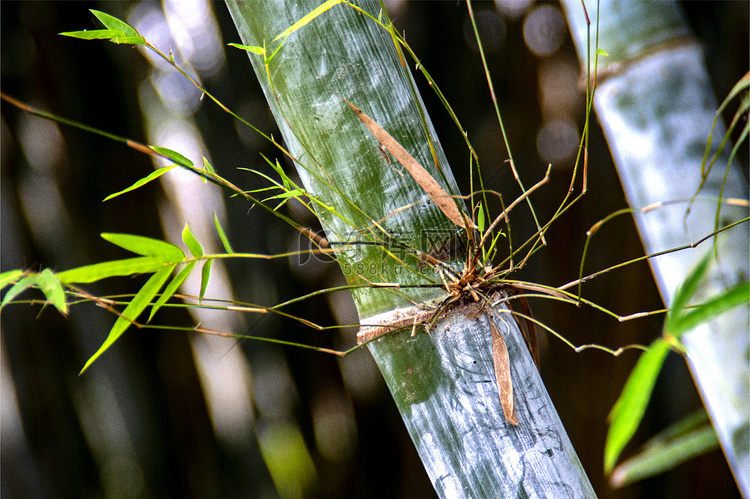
top-left (1, 1), bottom-right (746, 498)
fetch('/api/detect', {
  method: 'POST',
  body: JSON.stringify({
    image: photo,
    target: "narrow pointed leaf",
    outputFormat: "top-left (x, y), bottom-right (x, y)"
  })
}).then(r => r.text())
top-left (1, 274), bottom-right (38, 308)
top-left (605, 339), bottom-right (671, 473)
top-left (669, 281), bottom-right (749, 338)
top-left (213, 214), bottom-right (234, 254)
top-left (200, 156), bottom-right (216, 184)
top-left (641, 408), bottom-right (712, 450)
top-left (610, 416), bottom-right (719, 488)
top-left (199, 259), bottom-right (212, 303)
top-left (149, 261), bottom-right (196, 321)
top-left (103, 165), bottom-right (176, 201)
top-left (490, 317), bottom-right (517, 425)
top-left (228, 43), bottom-right (265, 55)
top-left (149, 145), bottom-right (193, 167)
top-left (90, 9), bottom-right (139, 38)
top-left (265, 188), bottom-right (305, 205)
top-left (59, 29), bottom-right (126, 40)
top-left (476, 202), bottom-right (485, 233)
top-left (56, 257), bottom-right (163, 284)
top-left (181, 224), bottom-right (204, 259)
top-left (486, 232), bottom-right (503, 262)
top-left (666, 252), bottom-right (712, 325)
top-left (261, 154), bottom-right (300, 192)
top-left (101, 233), bottom-right (185, 263)
top-left (1, 270), bottom-right (25, 291)
top-left (110, 36), bottom-right (146, 45)
top-left (273, 0), bottom-right (345, 41)
top-left (80, 264), bottom-right (175, 375)
top-left (36, 268), bottom-right (68, 315)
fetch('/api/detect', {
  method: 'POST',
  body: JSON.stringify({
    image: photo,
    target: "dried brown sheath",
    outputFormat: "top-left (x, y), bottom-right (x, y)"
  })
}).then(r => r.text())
top-left (490, 317), bottom-right (517, 425)
top-left (343, 99), bottom-right (475, 230)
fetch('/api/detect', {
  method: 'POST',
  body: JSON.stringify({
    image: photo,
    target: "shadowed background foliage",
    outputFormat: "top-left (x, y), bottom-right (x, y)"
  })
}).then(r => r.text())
top-left (1, 1), bottom-right (746, 497)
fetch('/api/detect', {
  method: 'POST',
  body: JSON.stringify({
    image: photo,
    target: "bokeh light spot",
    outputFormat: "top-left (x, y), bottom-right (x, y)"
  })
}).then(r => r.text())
top-left (523, 5), bottom-right (566, 57)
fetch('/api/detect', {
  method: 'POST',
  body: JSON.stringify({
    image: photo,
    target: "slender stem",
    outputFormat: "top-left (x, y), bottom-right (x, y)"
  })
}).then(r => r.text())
top-left (465, 0), bottom-right (546, 247)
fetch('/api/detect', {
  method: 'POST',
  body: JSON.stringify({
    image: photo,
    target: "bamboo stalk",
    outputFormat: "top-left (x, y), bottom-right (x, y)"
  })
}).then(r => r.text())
top-left (226, 1), bottom-right (595, 496)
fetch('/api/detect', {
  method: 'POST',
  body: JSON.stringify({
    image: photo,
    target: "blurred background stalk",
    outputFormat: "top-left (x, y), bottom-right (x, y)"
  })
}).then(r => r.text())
top-left (560, 0), bottom-right (749, 494)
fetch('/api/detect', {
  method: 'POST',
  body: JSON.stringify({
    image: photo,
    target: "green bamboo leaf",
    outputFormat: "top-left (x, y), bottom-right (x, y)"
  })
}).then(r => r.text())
top-left (1, 274), bottom-right (38, 308)
top-left (669, 281), bottom-right (749, 337)
top-left (667, 252), bottom-right (712, 324)
top-left (266, 155), bottom-right (298, 191)
top-left (202, 156), bottom-right (215, 175)
top-left (252, 155), bottom-right (298, 193)
top-left (182, 224), bottom-right (204, 259)
top-left (101, 233), bottom-right (185, 263)
top-left (605, 339), bottom-right (672, 473)
top-left (485, 231), bottom-right (503, 263)
top-left (476, 202), bottom-right (485, 233)
top-left (90, 9), bottom-right (139, 38)
top-left (200, 156), bottom-right (216, 184)
top-left (36, 269), bottom-right (68, 316)
top-left (265, 188), bottom-right (305, 200)
top-left (251, 158), bottom-right (336, 216)
top-left (59, 29), bottom-right (126, 40)
top-left (56, 257), bottom-right (163, 284)
top-left (228, 42), bottom-right (265, 55)
top-left (80, 264), bottom-right (175, 375)
top-left (149, 261), bottom-right (196, 321)
top-left (149, 145), bottom-right (193, 167)
top-left (1, 270), bottom-right (26, 291)
top-left (213, 213), bottom-right (234, 253)
top-left (247, 186), bottom-right (280, 196)
top-left (610, 412), bottom-right (719, 488)
top-left (199, 259), bottom-right (212, 303)
top-left (103, 165), bottom-right (177, 201)
top-left (110, 36), bottom-right (146, 45)
top-left (640, 408), bottom-right (712, 450)
top-left (274, 0), bottom-right (346, 41)
top-left (243, 164), bottom-right (284, 190)
top-left (265, 188), bottom-right (306, 210)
